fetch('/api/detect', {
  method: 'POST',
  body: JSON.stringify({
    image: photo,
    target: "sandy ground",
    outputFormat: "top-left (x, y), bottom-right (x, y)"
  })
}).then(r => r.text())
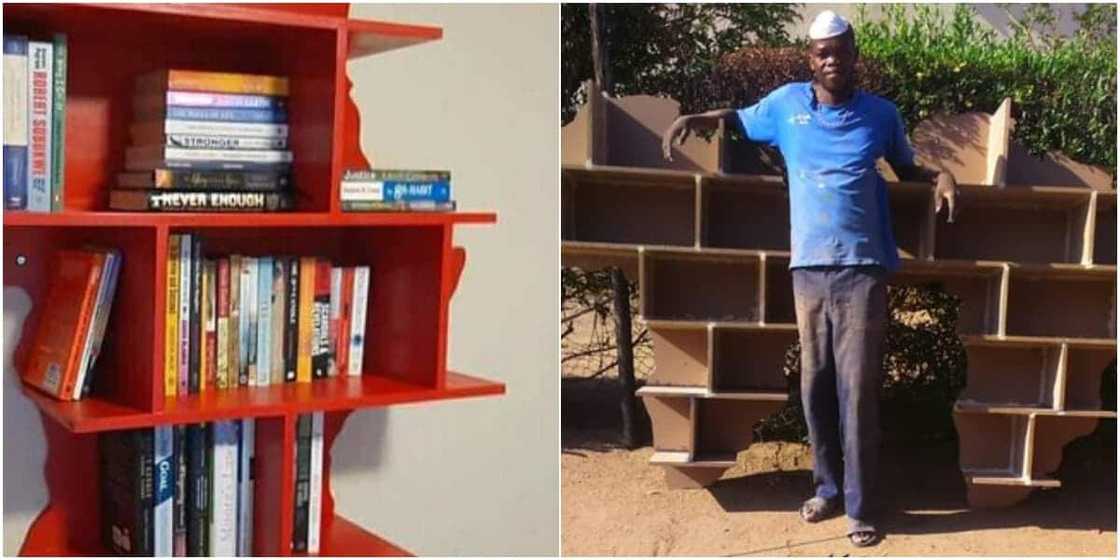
top-left (561, 379), bottom-right (1117, 557)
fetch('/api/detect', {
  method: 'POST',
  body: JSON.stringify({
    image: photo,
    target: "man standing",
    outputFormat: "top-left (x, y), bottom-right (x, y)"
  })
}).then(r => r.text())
top-left (661, 10), bottom-right (957, 547)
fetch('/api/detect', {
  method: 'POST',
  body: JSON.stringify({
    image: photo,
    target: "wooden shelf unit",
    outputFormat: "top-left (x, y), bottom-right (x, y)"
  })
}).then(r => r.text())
top-left (4, 3), bottom-right (503, 556)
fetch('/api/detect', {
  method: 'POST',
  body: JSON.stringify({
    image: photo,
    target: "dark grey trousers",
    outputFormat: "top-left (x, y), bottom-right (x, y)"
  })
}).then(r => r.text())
top-left (792, 265), bottom-right (889, 533)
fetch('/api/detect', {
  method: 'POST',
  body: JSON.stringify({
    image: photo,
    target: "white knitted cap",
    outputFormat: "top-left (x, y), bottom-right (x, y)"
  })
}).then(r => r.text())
top-left (808, 10), bottom-right (851, 40)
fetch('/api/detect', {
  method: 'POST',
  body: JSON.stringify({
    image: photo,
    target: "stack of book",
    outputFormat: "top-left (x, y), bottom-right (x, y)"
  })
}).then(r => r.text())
top-left (340, 168), bottom-right (455, 212)
top-left (21, 247), bottom-right (122, 401)
top-left (3, 33), bottom-right (68, 212)
top-left (165, 234), bottom-right (371, 397)
top-left (111, 69), bottom-right (294, 213)
top-left (100, 418), bottom-right (277, 556)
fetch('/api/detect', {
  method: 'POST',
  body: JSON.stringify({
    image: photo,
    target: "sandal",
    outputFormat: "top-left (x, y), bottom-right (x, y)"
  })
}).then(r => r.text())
top-left (849, 530), bottom-right (880, 547)
top-left (799, 497), bottom-right (839, 523)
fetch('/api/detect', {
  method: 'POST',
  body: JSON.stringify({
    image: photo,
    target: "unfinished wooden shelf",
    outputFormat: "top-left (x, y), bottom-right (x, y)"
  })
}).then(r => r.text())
top-left (562, 89), bottom-right (1117, 506)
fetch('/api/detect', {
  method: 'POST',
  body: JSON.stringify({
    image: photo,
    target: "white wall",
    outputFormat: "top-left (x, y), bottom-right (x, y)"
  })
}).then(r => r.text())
top-left (330, 4), bottom-right (559, 556)
top-left (1, 4), bottom-right (559, 556)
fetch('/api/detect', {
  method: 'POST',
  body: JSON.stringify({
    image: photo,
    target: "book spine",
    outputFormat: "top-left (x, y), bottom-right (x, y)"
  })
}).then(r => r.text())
top-left (292, 414), bottom-right (311, 552)
top-left (308, 412), bottom-right (324, 554)
top-left (128, 157), bottom-right (292, 173)
top-left (198, 259), bottom-right (210, 393)
top-left (241, 257), bottom-right (256, 386)
top-left (83, 249), bottom-right (123, 397)
top-left (348, 266), bottom-right (370, 376)
top-left (165, 237), bottom-right (180, 397)
top-left (337, 268), bottom-right (354, 376)
top-left (188, 237), bottom-right (202, 394)
top-left (49, 33), bottom-right (66, 211)
top-left (186, 423), bottom-right (209, 557)
top-left (284, 257), bottom-right (300, 382)
top-left (228, 255), bottom-right (242, 386)
top-left (343, 169), bottom-right (450, 182)
top-left (237, 419), bottom-right (255, 556)
top-left (312, 260), bottom-right (331, 379)
top-left (340, 180), bottom-right (451, 203)
top-left (162, 69), bottom-right (289, 96)
top-left (166, 134), bottom-right (288, 150)
top-left (328, 267), bottom-right (341, 377)
top-left (173, 425), bottom-right (187, 556)
top-left (111, 190), bottom-right (294, 212)
top-left (119, 169), bottom-right (290, 191)
top-left (256, 256), bottom-right (273, 386)
top-left (3, 35), bottom-right (28, 209)
top-left (216, 258), bottom-right (230, 390)
top-left (271, 258), bottom-right (287, 385)
top-left (209, 420), bottom-right (239, 557)
top-left (204, 260), bottom-right (218, 392)
top-left (166, 90), bottom-right (287, 109)
top-left (56, 253), bottom-right (105, 400)
top-left (296, 257), bottom-right (315, 383)
top-left (26, 40), bottom-right (52, 212)
top-left (133, 119), bottom-right (288, 139)
top-left (132, 146), bottom-right (293, 163)
top-left (74, 249), bottom-right (119, 399)
top-left (153, 426), bottom-right (174, 556)
top-left (341, 199), bottom-right (457, 212)
top-left (178, 235), bottom-right (192, 396)
top-left (164, 105), bottom-right (287, 123)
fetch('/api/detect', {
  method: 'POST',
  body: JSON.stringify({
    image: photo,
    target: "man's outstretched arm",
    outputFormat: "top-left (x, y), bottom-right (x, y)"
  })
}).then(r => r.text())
top-left (661, 109), bottom-right (737, 161)
top-left (893, 162), bottom-right (958, 223)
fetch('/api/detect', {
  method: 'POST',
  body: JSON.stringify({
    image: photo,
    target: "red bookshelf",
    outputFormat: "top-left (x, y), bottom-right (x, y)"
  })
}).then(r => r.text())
top-left (3, 3), bottom-right (502, 556)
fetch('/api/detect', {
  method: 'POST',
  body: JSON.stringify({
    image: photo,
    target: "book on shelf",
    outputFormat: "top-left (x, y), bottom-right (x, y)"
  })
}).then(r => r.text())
top-left (237, 419), bottom-right (255, 557)
top-left (342, 199), bottom-right (457, 212)
top-left (228, 255), bottom-right (243, 386)
top-left (292, 413), bottom-right (311, 553)
top-left (296, 257), bottom-right (316, 383)
top-left (284, 256), bottom-right (300, 383)
top-left (147, 105), bottom-right (288, 124)
top-left (308, 412), bottom-right (325, 555)
top-left (348, 266), bottom-right (371, 376)
top-left (340, 178), bottom-right (451, 203)
top-left (178, 235), bottom-right (192, 396)
top-left (100, 429), bottom-right (154, 556)
top-left (109, 189), bottom-right (294, 212)
top-left (204, 260), bottom-right (219, 391)
top-left (136, 69), bottom-right (290, 97)
top-left (50, 33), bottom-right (66, 211)
top-left (118, 169), bottom-right (290, 192)
top-left (242, 256), bottom-right (258, 386)
top-left (216, 258), bottom-right (232, 390)
top-left (312, 260), bottom-right (331, 379)
top-left (27, 39), bottom-right (53, 212)
top-left (134, 90), bottom-right (288, 113)
top-left (173, 425), bottom-right (188, 556)
top-left (209, 420), bottom-right (239, 557)
top-left (127, 145), bottom-right (293, 166)
top-left (189, 237), bottom-right (203, 394)
top-left (22, 248), bottom-right (121, 401)
top-left (328, 267), bottom-right (342, 377)
top-left (4, 35), bottom-right (29, 210)
top-left (343, 168), bottom-right (450, 182)
top-left (153, 426), bottom-right (174, 556)
top-left (270, 258), bottom-right (287, 385)
top-left (256, 256), bottom-right (273, 386)
top-left (186, 423), bottom-right (210, 557)
top-left (165, 134), bottom-right (289, 151)
top-left (165, 237), bottom-right (182, 397)
top-left (131, 119), bottom-right (289, 142)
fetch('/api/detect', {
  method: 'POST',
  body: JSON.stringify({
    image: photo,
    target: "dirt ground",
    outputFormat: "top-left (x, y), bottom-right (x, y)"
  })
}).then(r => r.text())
top-left (561, 378), bottom-right (1118, 557)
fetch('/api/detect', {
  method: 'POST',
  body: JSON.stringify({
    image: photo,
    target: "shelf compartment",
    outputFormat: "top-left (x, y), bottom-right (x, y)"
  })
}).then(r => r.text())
top-left (958, 339), bottom-right (1062, 409)
top-left (1093, 192), bottom-right (1116, 265)
top-left (1005, 265), bottom-right (1115, 339)
top-left (560, 241), bottom-right (641, 280)
top-left (639, 249), bottom-right (762, 322)
top-left (3, 4), bottom-right (339, 213)
top-left (1061, 344), bottom-right (1116, 411)
top-left (955, 411), bottom-right (1029, 479)
top-left (25, 371), bottom-right (503, 434)
top-left (762, 254), bottom-right (796, 324)
top-left (933, 186), bottom-right (1092, 264)
top-left (891, 260), bottom-right (1005, 335)
top-left (641, 395), bottom-right (694, 453)
top-left (647, 323), bottom-right (711, 388)
top-left (562, 168), bottom-right (696, 247)
top-left (6, 225), bottom-right (161, 413)
top-left (699, 176), bottom-right (789, 251)
top-left (1028, 414), bottom-right (1101, 479)
top-left (695, 399), bottom-right (783, 458)
top-left (711, 324), bottom-right (796, 393)
top-left (888, 183), bottom-right (936, 259)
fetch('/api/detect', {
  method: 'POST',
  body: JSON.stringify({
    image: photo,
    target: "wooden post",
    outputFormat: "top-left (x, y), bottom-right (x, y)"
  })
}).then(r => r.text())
top-left (611, 267), bottom-right (638, 448)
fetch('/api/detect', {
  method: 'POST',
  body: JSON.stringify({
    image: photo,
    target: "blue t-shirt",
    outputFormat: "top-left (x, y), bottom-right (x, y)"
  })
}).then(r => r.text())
top-left (736, 82), bottom-right (915, 271)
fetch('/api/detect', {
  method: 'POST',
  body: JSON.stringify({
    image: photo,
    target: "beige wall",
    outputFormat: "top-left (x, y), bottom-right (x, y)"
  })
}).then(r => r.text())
top-left (332, 3), bottom-right (559, 555)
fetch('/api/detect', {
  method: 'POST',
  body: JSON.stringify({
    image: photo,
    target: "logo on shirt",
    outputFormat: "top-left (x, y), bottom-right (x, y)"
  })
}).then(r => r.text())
top-left (788, 113), bottom-right (811, 125)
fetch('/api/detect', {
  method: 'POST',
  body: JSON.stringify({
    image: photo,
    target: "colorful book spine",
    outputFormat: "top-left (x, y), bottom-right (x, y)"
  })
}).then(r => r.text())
top-left (256, 256), bottom-right (273, 386)
top-left (128, 145), bottom-right (293, 164)
top-left (209, 420), bottom-right (239, 557)
top-left (49, 33), bottom-right (66, 212)
top-left (341, 200), bottom-right (456, 212)
top-left (271, 258), bottom-right (287, 385)
top-left (292, 414), bottom-right (311, 552)
top-left (73, 248), bottom-right (120, 399)
top-left (348, 266), bottom-right (370, 376)
top-left (126, 158), bottom-right (292, 173)
top-left (117, 169), bottom-right (290, 191)
top-left (153, 426), bottom-right (174, 557)
top-left (138, 69), bottom-right (290, 96)
top-left (109, 190), bottom-right (294, 212)
top-left (164, 105), bottom-right (287, 123)
top-left (178, 235), bottom-right (192, 396)
top-left (131, 119), bottom-right (288, 140)
top-left (340, 180), bottom-right (451, 203)
top-left (241, 257), bottom-right (257, 386)
top-left (166, 134), bottom-right (287, 151)
top-left (337, 268), bottom-right (354, 376)
top-left (204, 260), bottom-right (218, 392)
top-left (312, 260), bottom-right (331, 379)
top-left (296, 257), bottom-right (316, 383)
top-left (156, 90), bottom-right (287, 109)
top-left (3, 35), bottom-right (28, 209)
top-left (26, 40), bottom-right (52, 212)
top-left (343, 169), bottom-right (450, 182)
top-left (165, 237), bottom-right (181, 397)
top-left (228, 255), bottom-right (243, 387)
top-left (237, 419), bottom-right (255, 557)
top-left (173, 425), bottom-right (187, 556)
top-left (308, 412), bottom-right (324, 554)
top-left (328, 267), bottom-right (342, 377)
top-left (284, 257), bottom-right (300, 382)
top-left (188, 237), bottom-right (202, 394)
top-left (186, 424), bottom-right (209, 557)
top-left (101, 429), bottom-right (154, 555)
top-left (216, 258), bottom-right (230, 390)
top-left (198, 260), bottom-right (210, 393)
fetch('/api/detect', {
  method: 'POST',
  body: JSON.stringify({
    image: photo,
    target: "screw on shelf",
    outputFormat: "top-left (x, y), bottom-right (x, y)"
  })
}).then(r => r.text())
top-left (16, 255), bottom-right (27, 266)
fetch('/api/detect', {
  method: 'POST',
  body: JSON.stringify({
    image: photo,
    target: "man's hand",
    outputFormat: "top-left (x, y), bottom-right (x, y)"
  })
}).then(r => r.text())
top-left (934, 171), bottom-right (957, 223)
top-left (662, 116), bottom-right (692, 161)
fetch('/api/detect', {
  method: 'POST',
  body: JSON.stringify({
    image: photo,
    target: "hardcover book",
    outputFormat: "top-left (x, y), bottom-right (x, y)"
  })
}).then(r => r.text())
top-left (153, 426), bottom-right (174, 556)
top-left (117, 169), bottom-right (290, 191)
top-left (134, 90), bottom-right (288, 112)
top-left (311, 260), bottom-right (331, 379)
top-left (3, 35), bottom-right (28, 209)
top-left (74, 247), bottom-right (122, 399)
top-left (341, 199), bottom-right (456, 212)
top-left (136, 69), bottom-right (290, 96)
top-left (292, 414), bottom-right (312, 552)
top-left (296, 257), bottom-right (316, 383)
top-left (209, 420), bottom-right (239, 557)
top-left (178, 235), bottom-right (192, 396)
top-left (26, 40), bottom-right (53, 212)
top-left (284, 256), bottom-right (300, 382)
top-left (131, 119), bottom-right (288, 143)
top-left (100, 429), bottom-right (154, 556)
top-left (165, 237), bottom-right (181, 397)
top-left (110, 190), bottom-right (294, 212)
top-left (186, 423), bottom-right (210, 557)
